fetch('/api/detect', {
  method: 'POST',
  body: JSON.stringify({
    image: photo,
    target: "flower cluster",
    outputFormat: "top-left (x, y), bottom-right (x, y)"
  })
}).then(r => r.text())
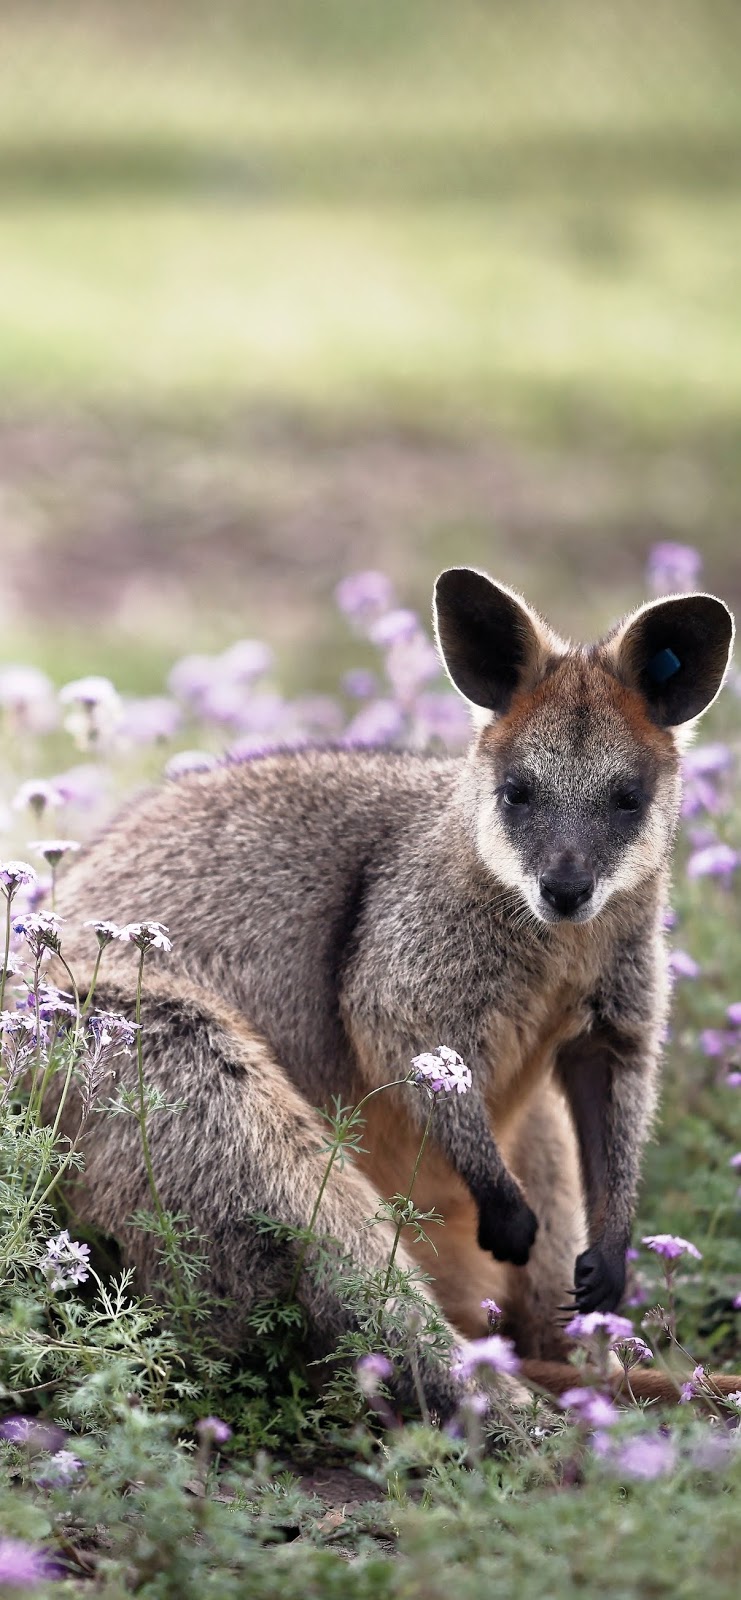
top-left (411, 1045), bottom-right (472, 1095)
top-left (41, 1230), bottom-right (91, 1292)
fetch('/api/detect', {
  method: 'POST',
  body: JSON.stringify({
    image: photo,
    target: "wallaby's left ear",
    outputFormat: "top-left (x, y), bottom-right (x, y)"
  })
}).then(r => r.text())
top-left (607, 593), bottom-right (735, 726)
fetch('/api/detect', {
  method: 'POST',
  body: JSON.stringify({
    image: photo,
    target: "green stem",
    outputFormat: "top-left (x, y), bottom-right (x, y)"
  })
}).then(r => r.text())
top-left (134, 949), bottom-right (166, 1226)
top-left (81, 946), bottom-right (104, 1016)
top-left (0, 890), bottom-right (12, 1017)
top-left (288, 1076), bottom-right (410, 1303)
top-left (133, 948), bottom-right (191, 1334)
top-left (382, 1098), bottom-right (435, 1302)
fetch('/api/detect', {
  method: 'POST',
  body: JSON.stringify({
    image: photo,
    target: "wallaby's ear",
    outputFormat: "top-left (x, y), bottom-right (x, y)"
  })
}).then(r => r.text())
top-left (607, 593), bottom-right (735, 727)
top-left (433, 568), bottom-right (560, 714)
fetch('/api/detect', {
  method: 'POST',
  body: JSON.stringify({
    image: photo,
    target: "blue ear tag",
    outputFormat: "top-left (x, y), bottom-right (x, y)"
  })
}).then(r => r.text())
top-left (648, 647), bottom-right (681, 685)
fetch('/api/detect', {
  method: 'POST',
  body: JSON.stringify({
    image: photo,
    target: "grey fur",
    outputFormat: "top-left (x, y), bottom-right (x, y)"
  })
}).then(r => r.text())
top-left (49, 569), bottom-right (735, 1416)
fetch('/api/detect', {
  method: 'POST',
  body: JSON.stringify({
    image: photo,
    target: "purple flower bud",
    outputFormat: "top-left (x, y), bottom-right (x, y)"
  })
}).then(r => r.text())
top-left (355, 1353), bottom-right (394, 1396)
top-left (565, 1311), bottom-right (634, 1343)
top-left (726, 1003), bottom-right (741, 1027)
top-left (342, 669), bottom-right (377, 700)
top-left (196, 1416), bottom-right (232, 1445)
top-left (700, 1028), bottom-right (731, 1058)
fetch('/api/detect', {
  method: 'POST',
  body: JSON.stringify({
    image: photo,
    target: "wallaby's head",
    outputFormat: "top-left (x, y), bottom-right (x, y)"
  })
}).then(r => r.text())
top-left (434, 568), bottom-right (735, 925)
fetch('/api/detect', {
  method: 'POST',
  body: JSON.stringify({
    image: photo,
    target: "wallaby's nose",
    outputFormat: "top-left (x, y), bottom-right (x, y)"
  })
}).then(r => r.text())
top-left (539, 866), bottom-right (594, 917)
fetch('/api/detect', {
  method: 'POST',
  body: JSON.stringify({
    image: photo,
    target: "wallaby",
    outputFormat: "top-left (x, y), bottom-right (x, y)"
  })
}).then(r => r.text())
top-left (50, 568), bottom-right (734, 1419)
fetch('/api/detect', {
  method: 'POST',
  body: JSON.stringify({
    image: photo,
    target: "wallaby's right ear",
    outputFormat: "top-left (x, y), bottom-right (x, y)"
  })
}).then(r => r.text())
top-left (433, 568), bottom-right (562, 715)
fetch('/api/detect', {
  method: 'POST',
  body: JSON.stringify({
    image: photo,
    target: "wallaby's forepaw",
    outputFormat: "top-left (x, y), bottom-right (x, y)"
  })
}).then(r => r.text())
top-left (477, 1184), bottom-right (539, 1267)
top-left (572, 1245), bottom-right (625, 1314)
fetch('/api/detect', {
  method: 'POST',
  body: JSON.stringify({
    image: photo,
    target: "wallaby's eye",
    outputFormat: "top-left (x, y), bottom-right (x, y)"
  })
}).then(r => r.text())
top-left (611, 787), bottom-right (643, 817)
top-left (502, 778), bottom-right (532, 810)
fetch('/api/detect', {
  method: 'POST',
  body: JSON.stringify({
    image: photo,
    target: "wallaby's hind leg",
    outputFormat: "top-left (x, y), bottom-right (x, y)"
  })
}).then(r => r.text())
top-left (501, 1083), bottom-right (587, 1359)
top-left (61, 976), bottom-right (471, 1420)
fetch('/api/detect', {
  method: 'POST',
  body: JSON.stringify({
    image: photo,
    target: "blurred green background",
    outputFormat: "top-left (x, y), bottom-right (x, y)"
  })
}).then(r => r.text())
top-left (1, 0), bottom-right (740, 691)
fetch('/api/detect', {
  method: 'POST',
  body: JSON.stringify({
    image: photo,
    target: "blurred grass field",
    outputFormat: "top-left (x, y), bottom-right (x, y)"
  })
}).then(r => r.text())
top-left (1, 0), bottom-right (741, 687)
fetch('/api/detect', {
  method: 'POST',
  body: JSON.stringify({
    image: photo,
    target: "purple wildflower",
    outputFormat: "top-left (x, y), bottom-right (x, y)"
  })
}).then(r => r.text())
top-left (368, 609), bottom-right (420, 648)
top-left (686, 843), bottom-right (739, 880)
top-left (12, 779), bottom-right (64, 819)
top-left (646, 542), bottom-right (702, 595)
top-left (642, 1233), bottom-right (702, 1261)
top-left (84, 919), bottom-right (124, 947)
top-left (195, 1416), bottom-right (232, 1445)
top-left (0, 1415), bottom-right (66, 1452)
top-left (41, 1230), bottom-right (91, 1292)
top-left (481, 1297), bottom-right (502, 1330)
top-left (343, 699), bottom-right (405, 747)
top-left (0, 1537), bottom-right (56, 1587)
top-left (668, 949), bottom-right (700, 980)
top-left (164, 749), bottom-right (218, 780)
top-left (727, 1073), bottom-right (741, 1089)
top-left (608, 1432), bottom-right (677, 1480)
top-left (727, 1002), bottom-right (741, 1026)
top-left (220, 639), bottom-right (273, 683)
top-left (700, 1028), bottom-right (731, 1058)
top-left (119, 696), bottom-right (182, 746)
top-left (28, 840), bottom-right (80, 869)
top-left (335, 571), bottom-right (395, 625)
top-left (411, 1046), bottom-right (472, 1095)
top-left (60, 675), bottom-right (122, 751)
top-left (116, 921), bottom-right (172, 954)
top-left (12, 911), bottom-right (63, 957)
top-left (34, 1449), bottom-right (82, 1489)
top-left (452, 1334), bottom-right (520, 1380)
top-left (384, 633), bottom-right (440, 702)
top-left (0, 861), bottom-right (37, 894)
top-left (342, 668), bottom-right (377, 700)
top-left (734, 1294), bottom-right (741, 1310)
top-left (565, 1311), bottom-right (634, 1343)
top-left (355, 1353), bottom-right (394, 1397)
top-left (560, 1387), bottom-right (619, 1429)
top-left (613, 1336), bottom-right (653, 1370)
top-left (0, 666), bottom-right (58, 735)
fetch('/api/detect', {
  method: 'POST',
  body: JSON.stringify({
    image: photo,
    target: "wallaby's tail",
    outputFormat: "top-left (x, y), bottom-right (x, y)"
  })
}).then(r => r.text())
top-left (522, 1359), bottom-right (741, 1404)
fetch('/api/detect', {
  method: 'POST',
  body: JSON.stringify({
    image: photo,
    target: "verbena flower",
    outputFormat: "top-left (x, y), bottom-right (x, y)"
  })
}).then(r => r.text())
top-left (412, 1046), bottom-right (472, 1095)
top-left (164, 749), bottom-right (219, 780)
top-left (727, 1002), bottom-right (741, 1026)
top-left (0, 1415), bottom-right (65, 1452)
top-left (0, 860), bottom-right (37, 894)
top-left (355, 1353), bottom-right (394, 1396)
top-left (646, 542), bottom-right (702, 595)
top-left (642, 1233), bottom-right (702, 1261)
top-left (60, 675), bottom-right (122, 751)
top-left (335, 570), bottom-right (395, 624)
top-left (452, 1334), bottom-right (520, 1380)
top-left (687, 843), bottom-right (739, 880)
top-left (560, 1387), bottom-right (619, 1429)
top-left (343, 699), bottom-right (406, 747)
top-left (84, 919), bottom-right (124, 946)
top-left (602, 1431), bottom-right (677, 1480)
top-left (369, 608), bottom-right (420, 648)
top-left (565, 1311), bottom-right (634, 1343)
top-left (0, 665), bottom-right (58, 734)
top-left (481, 1298), bottom-right (502, 1330)
top-left (119, 695), bottom-right (182, 747)
top-left (0, 1536), bottom-right (55, 1587)
top-left (668, 949), bottom-right (700, 979)
top-left (117, 921), bottom-right (173, 953)
top-left (729, 1153), bottom-right (741, 1171)
top-left (613, 1336), bottom-right (653, 1370)
top-left (12, 778), bottom-right (64, 818)
top-left (34, 1449), bottom-right (82, 1489)
top-left (28, 840), bottom-right (80, 868)
top-left (12, 910), bottom-right (63, 957)
top-left (41, 1230), bottom-right (91, 1292)
top-left (342, 668), bottom-right (377, 699)
top-left (196, 1416), bottom-right (232, 1445)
